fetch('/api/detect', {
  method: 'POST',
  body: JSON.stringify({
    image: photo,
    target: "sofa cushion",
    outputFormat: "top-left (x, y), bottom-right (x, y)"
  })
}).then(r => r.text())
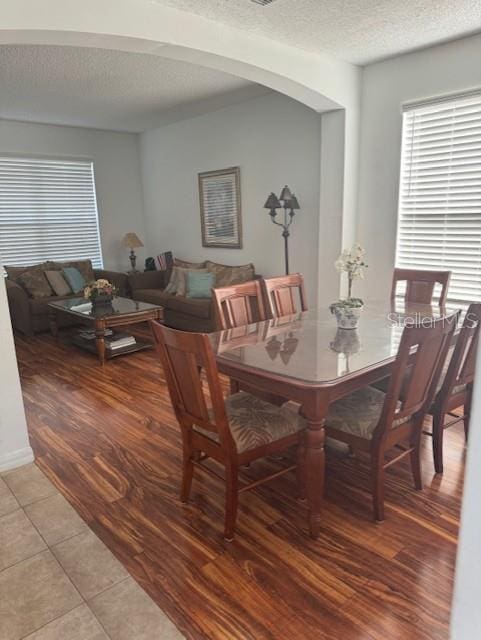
top-left (30, 293), bottom-right (78, 316)
top-left (45, 270), bottom-right (72, 296)
top-left (132, 289), bottom-right (172, 307)
top-left (174, 258), bottom-right (206, 270)
top-left (18, 270), bottom-right (53, 299)
top-left (4, 262), bottom-right (49, 284)
top-left (165, 295), bottom-right (212, 319)
top-left (206, 260), bottom-right (255, 286)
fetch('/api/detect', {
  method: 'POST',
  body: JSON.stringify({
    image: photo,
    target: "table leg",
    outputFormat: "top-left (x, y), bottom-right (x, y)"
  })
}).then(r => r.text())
top-left (94, 321), bottom-right (106, 365)
top-left (303, 397), bottom-right (328, 539)
top-left (49, 309), bottom-right (58, 339)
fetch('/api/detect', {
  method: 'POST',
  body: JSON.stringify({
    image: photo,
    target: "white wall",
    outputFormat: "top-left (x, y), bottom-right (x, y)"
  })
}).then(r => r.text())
top-left (451, 340), bottom-right (481, 638)
top-left (0, 119), bottom-right (146, 271)
top-left (140, 92), bottom-right (328, 303)
top-left (0, 275), bottom-right (33, 471)
top-left (357, 33), bottom-right (481, 302)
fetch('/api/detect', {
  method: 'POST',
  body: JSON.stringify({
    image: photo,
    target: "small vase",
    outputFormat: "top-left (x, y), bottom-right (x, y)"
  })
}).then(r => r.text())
top-left (91, 293), bottom-right (113, 309)
top-left (330, 303), bottom-right (363, 330)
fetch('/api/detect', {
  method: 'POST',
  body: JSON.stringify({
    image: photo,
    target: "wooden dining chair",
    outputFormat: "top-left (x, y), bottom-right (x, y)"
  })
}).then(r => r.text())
top-left (149, 321), bottom-right (306, 541)
top-left (213, 280), bottom-right (266, 330)
top-left (324, 312), bottom-right (458, 521)
top-left (426, 303), bottom-right (481, 473)
top-left (391, 268), bottom-right (451, 306)
top-left (263, 273), bottom-right (308, 318)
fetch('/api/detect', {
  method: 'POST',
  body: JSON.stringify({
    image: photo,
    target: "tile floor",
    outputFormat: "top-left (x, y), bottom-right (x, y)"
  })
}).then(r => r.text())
top-left (0, 463), bottom-right (184, 640)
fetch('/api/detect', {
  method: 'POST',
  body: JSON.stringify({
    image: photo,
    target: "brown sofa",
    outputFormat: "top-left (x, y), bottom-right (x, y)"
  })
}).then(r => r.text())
top-left (129, 259), bottom-right (256, 332)
top-left (6, 260), bottom-right (129, 336)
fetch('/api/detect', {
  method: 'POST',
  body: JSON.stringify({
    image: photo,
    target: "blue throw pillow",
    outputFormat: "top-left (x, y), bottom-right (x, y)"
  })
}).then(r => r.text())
top-left (186, 271), bottom-right (215, 299)
top-left (62, 267), bottom-right (86, 294)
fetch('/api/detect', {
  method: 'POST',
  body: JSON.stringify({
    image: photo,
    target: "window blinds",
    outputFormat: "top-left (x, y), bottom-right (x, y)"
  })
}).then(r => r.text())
top-left (396, 93), bottom-right (481, 305)
top-left (0, 156), bottom-right (103, 268)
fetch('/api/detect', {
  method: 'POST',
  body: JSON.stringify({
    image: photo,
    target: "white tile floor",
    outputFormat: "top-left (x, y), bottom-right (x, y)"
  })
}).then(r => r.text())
top-left (0, 464), bottom-right (184, 640)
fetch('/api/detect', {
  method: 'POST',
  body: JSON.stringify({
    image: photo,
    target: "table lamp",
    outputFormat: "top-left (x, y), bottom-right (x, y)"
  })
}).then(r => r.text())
top-left (122, 232), bottom-right (144, 273)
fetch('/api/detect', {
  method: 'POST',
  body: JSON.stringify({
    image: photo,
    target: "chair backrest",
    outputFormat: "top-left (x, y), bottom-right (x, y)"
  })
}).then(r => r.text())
top-left (439, 303), bottom-right (481, 399)
top-left (149, 321), bottom-right (235, 453)
top-left (213, 280), bottom-right (266, 330)
top-left (391, 268), bottom-right (451, 306)
top-left (376, 311), bottom-right (459, 440)
top-left (263, 273), bottom-right (308, 318)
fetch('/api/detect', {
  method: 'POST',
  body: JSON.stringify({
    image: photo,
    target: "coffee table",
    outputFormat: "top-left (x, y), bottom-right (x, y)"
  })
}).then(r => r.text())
top-left (48, 296), bottom-right (163, 365)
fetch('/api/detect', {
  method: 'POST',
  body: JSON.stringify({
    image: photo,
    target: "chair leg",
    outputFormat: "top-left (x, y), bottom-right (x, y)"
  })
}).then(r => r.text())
top-left (224, 464), bottom-right (239, 542)
top-left (230, 378), bottom-right (240, 395)
top-left (410, 434), bottom-right (423, 490)
top-left (180, 448), bottom-right (195, 503)
top-left (464, 385), bottom-right (473, 442)
top-left (296, 432), bottom-right (307, 501)
top-left (371, 459), bottom-right (385, 522)
top-left (432, 409), bottom-right (445, 474)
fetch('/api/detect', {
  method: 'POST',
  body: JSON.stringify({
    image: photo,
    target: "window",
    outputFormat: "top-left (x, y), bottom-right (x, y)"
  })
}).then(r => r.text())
top-left (396, 92), bottom-right (481, 305)
top-left (0, 156), bottom-right (103, 268)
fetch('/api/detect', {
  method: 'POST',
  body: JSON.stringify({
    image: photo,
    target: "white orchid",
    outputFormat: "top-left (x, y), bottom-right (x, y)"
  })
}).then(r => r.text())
top-left (335, 244), bottom-right (368, 299)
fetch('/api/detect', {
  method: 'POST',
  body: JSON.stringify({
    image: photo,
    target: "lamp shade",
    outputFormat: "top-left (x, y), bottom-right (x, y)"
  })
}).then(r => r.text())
top-left (122, 232), bottom-right (144, 248)
top-left (264, 192), bottom-right (281, 210)
top-left (279, 185), bottom-right (293, 203)
top-left (290, 194), bottom-right (300, 210)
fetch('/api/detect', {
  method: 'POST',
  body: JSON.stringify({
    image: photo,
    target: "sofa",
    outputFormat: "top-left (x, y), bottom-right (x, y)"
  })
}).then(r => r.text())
top-left (129, 259), bottom-right (256, 332)
top-left (5, 259), bottom-right (129, 336)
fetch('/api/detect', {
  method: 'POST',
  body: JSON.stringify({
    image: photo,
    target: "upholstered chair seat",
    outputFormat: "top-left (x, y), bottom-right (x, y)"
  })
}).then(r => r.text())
top-left (326, 386), bottom-right (409, 440)
top-left (194, 392), bottom-right (304, 454)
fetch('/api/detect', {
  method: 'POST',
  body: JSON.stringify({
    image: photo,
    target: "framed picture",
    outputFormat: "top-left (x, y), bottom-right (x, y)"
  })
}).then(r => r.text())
top-left (198, 167), bottom-right (242, 248)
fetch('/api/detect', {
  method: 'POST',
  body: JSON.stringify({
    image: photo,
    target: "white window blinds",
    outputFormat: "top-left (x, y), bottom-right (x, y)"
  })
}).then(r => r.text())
top-left (0, 156), bottom-right (103, 268)
top-left (396, 92), bottom-right (481, 305)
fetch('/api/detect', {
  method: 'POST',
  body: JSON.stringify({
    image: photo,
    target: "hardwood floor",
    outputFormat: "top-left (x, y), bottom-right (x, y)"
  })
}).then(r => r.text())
top-left (15, 328), bottom-right (465, 640)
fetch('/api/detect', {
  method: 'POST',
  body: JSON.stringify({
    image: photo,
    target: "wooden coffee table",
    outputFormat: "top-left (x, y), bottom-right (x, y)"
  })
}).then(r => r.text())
top-left (48, 296), bottom-right (163, 365)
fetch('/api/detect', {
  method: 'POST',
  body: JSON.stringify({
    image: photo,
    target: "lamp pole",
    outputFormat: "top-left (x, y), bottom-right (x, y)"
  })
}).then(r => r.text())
top-left (264, 186), bottom-right (300, 275)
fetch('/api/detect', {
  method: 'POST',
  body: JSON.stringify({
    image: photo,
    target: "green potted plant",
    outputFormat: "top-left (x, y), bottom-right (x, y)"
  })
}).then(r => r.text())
top-left (330, 244), bottom-right (368, 329)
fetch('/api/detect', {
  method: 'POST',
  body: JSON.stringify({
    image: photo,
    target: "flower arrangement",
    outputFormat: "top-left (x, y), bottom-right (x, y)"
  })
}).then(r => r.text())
top-left (84, 279), bottom-right (115, 302)
top-left (330, 244), bottom-right (368, 328)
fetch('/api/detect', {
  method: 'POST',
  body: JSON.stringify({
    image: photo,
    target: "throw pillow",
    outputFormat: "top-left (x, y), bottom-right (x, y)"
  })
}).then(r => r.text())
top-left (174, 258), bottom-right (206, 270)
top-left (205, 260), bottom-right (255, 287)
top-left (62, 267), bottom-right (86, 293)
top-left (45, 270), bottom-right (72, 296)
top-left (56, 260), bottom-right (95, 283)
top-left (18, 270), bottom-right (53, 299)
top-left (165, 267), bottom-right (208, 296)
top-left (186, 271), bottom-right (215, 299)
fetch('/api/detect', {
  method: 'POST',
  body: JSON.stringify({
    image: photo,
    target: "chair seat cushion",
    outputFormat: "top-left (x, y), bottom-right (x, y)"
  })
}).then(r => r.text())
top-left (194, 392), bottom-right (305, 453)
top-left (326, 386), bottom-right (409, 441)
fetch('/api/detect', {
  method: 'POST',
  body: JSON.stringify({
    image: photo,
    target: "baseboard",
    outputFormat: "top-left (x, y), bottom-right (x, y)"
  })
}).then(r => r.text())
top-left (0, 446), bottom-right (35, 473)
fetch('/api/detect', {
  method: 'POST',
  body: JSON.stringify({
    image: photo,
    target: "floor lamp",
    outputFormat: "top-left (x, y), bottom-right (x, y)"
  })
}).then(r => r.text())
top-left (263, 186), bottom-right (300, 275)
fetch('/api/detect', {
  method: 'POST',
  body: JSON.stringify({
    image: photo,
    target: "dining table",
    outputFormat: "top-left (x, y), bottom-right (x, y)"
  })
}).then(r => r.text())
top-left (209, 303), bottom-right (456, 539)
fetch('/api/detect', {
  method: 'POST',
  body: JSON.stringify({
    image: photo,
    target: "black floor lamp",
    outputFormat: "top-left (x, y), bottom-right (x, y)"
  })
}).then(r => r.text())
top-left (263, 186), bottom-right (300, 275)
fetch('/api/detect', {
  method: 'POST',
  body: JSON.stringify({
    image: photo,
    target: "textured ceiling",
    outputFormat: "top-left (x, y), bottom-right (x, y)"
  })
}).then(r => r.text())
top-left (155, 0), bottom-right (481, 64)
top-left (0, 45), bottom-right (268, 132)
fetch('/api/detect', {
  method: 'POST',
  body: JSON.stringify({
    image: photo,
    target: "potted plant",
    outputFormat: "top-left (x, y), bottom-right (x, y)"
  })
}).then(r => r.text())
top-left (84, 279), bottom-right (115, 308)
top-left (330, 244), bottom-right (368, 329)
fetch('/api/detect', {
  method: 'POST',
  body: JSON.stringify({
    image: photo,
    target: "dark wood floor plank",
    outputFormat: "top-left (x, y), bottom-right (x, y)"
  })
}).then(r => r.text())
top-left (15, 329), bottom-right (463, 640)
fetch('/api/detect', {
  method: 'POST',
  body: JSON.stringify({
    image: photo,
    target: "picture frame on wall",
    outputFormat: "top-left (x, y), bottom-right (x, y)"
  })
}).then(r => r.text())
top-left (198, 166), bottom-right (242, 249)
